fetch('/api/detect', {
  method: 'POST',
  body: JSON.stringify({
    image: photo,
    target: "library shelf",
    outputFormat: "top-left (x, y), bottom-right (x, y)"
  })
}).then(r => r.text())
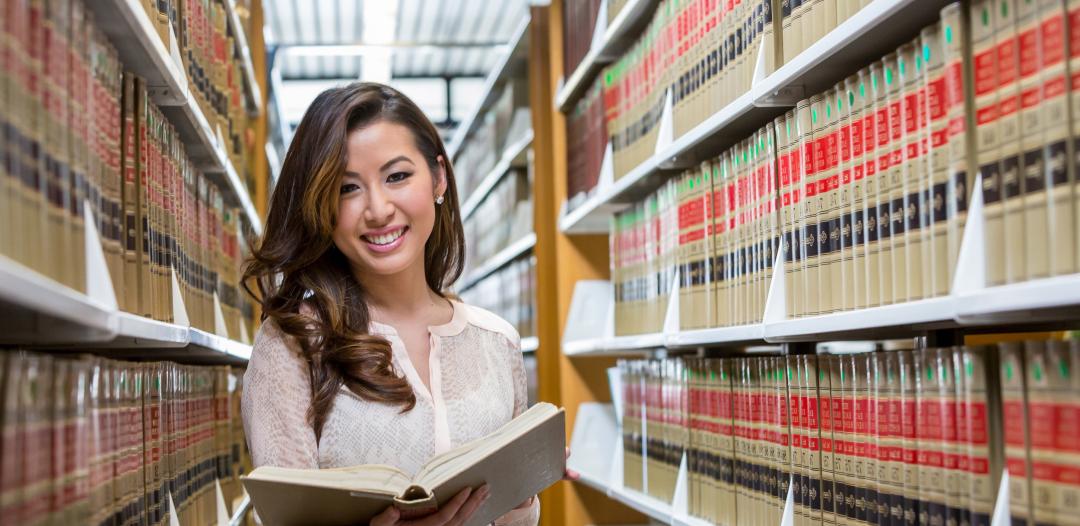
top-left (666, 324), bottom-right (766, 348)
top-left (0, 255), bottom-right (252, 364)
top-left (87, 0), bottom-right (263, 236)
top-left (521, 336), bottom-right (539, 353)
top-left (459, 233), bottom-right (537, 292)
top-left (954, 273), bottom-right (1080, 325)
top-left (0, 255), bottom-right (117, 343)
top-left (558, 0), bottom-right (957, 235)
top-left (554, 0), bottom-right (658, 113)
top-left (446, 16), bottom-right (531, 159)
top-left (460, 131), bottom-right (534, 221)
top-left (763, 295), bottom-right (958, 342)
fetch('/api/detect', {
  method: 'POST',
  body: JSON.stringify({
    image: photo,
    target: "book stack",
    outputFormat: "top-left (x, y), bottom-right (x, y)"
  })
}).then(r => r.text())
top-left (567, 77), bottom-right (609, 206)
top-left (0, 350), bottom-right (249, 526)
top-left (612, 180), bottom-right (679, 336)
top-left (1, 0), bottom-right (256, 338)
top-left (137, 0), bottom-right (254, 189)
top-left (563, 0), bottom-right (604, 80)
top-left (463, 168), bottom-right (533, 277)
top-left (458, 255), bottom-right (538, 341)
top-left (614, 338), bottom-right (1077, 526)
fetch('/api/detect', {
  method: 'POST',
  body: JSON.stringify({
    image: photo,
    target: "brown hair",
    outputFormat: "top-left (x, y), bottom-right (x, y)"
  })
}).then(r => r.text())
top-left (243, 82), bottom-right (465, 440)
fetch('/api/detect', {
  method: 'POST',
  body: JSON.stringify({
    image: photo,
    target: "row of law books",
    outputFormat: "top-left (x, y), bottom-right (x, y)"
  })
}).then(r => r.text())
top-left (617, 337), bottom-right (1080, 526)
top-left (459, 255), bottom-right (538, 340)
top-left (135, 0), bottom-right (255, 186)
top-left (563, 0), bottom-right (605, 80)
top-left (454, 78), bottom-right (531, 198)
top-left (611, 0), bottom-right (1080, 331)
top-left (0, 350), bottom-right (250, 526)
top-left (591, 0), bottom-right (881, 189)
top-left (0, 0), bottom-right (255, 337)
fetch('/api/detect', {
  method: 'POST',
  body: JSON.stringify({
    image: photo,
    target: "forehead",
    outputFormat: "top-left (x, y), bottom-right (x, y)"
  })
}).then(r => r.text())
top-left (344, 121), bottom-right (420, 171)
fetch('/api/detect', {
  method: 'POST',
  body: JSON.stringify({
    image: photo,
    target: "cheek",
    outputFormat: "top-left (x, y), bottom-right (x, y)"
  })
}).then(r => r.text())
top-left (332, 200), bottom-right (362, 244)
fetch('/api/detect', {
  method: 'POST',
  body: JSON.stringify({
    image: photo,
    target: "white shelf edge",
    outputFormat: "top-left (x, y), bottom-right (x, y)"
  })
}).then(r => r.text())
top-left (554, 0), bottom-right (657, 113)
top-left (666, 324), bottom-right (765, 347)
top-left (224, 0), bottom-right (263, 117)
top-left (521, 336), bottom-right (539, 353)
top-left (459, 233), bottom-right (537, 291)
top-left (0, 255), bottom-right (118, 340)
top-left (115, 311), bottom-right (190, 347)
top-left (763, 296), bottom-right (957, 341)
top-left (190, 328), bottom-right (253, 361)
top-left (954, 273), bottom-right (1080, 322)
top-left (447, 16), bottom-right (531, 159)
top-left (229, 494), bottom-right (252, 526)
top-left (559, 0), bottom-right (943, 235)
top-left (460, 131), bottom-right (534, 221)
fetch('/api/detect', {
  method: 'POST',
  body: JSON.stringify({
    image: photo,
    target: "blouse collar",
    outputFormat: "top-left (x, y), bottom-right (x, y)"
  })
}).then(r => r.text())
top-left (368, 298), bottom-right (468, 338)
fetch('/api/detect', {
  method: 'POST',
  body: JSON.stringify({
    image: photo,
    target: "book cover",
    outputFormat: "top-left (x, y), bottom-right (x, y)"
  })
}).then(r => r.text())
top-left (1000, 342), bottom-right (1033, 526)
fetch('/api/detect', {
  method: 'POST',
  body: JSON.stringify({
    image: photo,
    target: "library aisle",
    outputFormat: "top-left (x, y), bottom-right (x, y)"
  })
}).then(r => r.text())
top-left (4, 0), bottom-right (1080, 525)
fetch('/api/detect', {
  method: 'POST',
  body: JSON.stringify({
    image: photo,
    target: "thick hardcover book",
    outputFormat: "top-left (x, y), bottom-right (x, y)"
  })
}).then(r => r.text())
top-left (1000, 342), bottom-right (1032, 526)
top-left (244, 403), bottom-right (565, 526)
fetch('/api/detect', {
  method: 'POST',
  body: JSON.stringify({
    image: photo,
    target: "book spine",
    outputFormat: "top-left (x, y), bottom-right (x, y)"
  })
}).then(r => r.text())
top-left (941, 2), bottom-right (973, 293)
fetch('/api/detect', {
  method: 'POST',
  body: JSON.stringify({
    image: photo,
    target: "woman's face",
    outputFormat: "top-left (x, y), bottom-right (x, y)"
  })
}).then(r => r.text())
top-left (332, 120), bottom-right (446, 280)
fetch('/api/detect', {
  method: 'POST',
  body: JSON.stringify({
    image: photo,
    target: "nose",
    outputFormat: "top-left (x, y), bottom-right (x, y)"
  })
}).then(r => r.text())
top-left (363, 184), bottom-right (395, 224)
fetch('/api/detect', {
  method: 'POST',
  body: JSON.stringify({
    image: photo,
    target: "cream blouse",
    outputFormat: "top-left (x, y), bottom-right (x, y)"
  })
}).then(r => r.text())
top-left (241, 300), bottom-right (540, 526)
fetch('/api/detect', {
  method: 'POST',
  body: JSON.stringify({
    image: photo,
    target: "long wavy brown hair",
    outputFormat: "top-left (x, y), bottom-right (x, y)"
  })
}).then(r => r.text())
top-left (243, 82), bottom-right (465, 441)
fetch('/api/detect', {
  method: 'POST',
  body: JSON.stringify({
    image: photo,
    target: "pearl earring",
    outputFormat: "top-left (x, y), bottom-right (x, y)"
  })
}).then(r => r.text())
top-left (435, 195), bottom-right (444, 205)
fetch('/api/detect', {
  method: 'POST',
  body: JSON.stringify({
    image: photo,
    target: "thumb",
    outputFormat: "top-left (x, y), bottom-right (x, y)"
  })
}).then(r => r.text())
top-left (371, 504), bottom-right (401, 526)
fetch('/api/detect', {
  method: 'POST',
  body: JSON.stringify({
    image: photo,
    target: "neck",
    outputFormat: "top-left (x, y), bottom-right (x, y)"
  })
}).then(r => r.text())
top-left (352, 261), bottom-right (441, 321)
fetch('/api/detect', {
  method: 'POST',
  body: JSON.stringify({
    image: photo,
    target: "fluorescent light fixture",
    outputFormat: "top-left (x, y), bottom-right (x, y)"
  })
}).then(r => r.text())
top-left (361, 0), bottom-right (398, 83)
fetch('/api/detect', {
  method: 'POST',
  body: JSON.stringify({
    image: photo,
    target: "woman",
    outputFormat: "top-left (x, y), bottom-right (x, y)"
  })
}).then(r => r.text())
top-left (242, 83), bottom-right (561, 526)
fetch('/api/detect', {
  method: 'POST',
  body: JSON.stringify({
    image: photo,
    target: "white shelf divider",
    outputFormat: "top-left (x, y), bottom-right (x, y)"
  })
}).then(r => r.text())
top-left (520, 336), bottom-right (539, 353)
top-left (87, 0), bottom-right (262, 236)
top-left (554, 0), bottom-right (658, 113)
top-left (459, 233), bottom-right (537, 292)
top-left (460, 131), bottom-right (534, 221)
top-left (558, 0), bottom-right (956, 236)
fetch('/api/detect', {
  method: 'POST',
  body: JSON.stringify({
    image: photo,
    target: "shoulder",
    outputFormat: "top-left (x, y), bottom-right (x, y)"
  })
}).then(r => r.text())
top-left (456, 301), bottom-right (521, 349)
top-left (249, 318), bottom-right (310, 376)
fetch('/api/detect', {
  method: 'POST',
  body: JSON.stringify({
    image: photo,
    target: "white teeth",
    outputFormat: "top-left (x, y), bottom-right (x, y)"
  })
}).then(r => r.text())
top-left (365, 227), bottom-right (405, 246)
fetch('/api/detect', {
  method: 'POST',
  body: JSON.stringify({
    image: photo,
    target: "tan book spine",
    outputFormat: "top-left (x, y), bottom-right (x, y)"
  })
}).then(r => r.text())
top-left (897, 349), bottom-right (919, 526)
top-left (137, 79), bottom-right (153, 318)
top-left (793, 100), bottom-right (811, 317)
top-left (853, 354), bottom-right (874, 524)
top-left (972, 0), bottom-right (1006, 286)
top-left (834, 85), bottom-right (853, 313)
top-left (883, 52), bottom-right (906, 305)
top-left (837, 354), bottom-right (858, 526)
top-left (858, 66), bottom-right (881, 309)
top-left (999, 342), bottom-right (1033, 526)
top-left (802, 94), bottom-right (824, 316)
top-left (843, 76), bottom-right (866, 310)
top-left (781, 0), bottom-right (798, 64)
top-left (777, 113), bottom-right (798, 318)
top-left (789, 355), bottom-right (805, 526)
top-left (921, 23), bottom-right (951, 298)
top-left (1035, 0), bottom-right (1076, 278)
top-left (897, 43), bottom-right (920, 303)
top-left (912, 34), bottom-right (936, 301)
top-left (997, 0), bottom-right (1029, 286)
top-left (868, 61), bottom-right (891, 307)
top-left (687, 360), bottom-right (700, 519)
top-left (940, 3), bottom-right (974, 292)
top-left (940, 348), bottom-right (964, 526)
top-left (1068, 0), bottom-right (1080, 268)
top-left (121, 76), bottom-right (138, 314)
top-left (715, 155), bottom-right (730, 326)
top-left (820, 90), bottom-right (841, 315)
top-left (879, 351), bottom-right (906, 524)
top-left (805, 355), bottom-right (827, 526)
top-left (818, 355), bottom-right (838, 526)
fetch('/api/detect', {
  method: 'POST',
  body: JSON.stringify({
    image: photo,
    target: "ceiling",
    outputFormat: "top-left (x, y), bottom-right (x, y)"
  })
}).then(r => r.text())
top-left (264, 0), bottom-right (530, 81)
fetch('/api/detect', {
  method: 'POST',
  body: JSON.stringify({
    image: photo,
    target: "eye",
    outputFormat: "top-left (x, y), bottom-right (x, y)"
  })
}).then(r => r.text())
top-left (340, 183), bottom-right (360, 195)
top-left (387, 171), bottom-right (412, 183)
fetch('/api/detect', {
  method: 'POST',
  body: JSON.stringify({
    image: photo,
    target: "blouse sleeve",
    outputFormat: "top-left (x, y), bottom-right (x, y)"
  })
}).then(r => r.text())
top-left (242, 320), bottom-right (320, 469)
top-left (493, 336), bottom-right (541, 526)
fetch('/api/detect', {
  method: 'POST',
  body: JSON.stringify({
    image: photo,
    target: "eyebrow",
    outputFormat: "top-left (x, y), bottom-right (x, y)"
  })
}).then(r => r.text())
top-left (344, 155), bottom-right (415, 179)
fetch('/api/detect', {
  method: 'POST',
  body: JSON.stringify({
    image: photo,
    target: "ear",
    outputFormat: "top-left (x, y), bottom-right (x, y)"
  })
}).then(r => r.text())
top-left (434, 155), bottom-right (448, 198)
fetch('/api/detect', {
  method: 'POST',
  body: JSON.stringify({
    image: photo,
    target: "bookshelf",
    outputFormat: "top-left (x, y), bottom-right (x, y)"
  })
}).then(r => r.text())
top-left (558, 0), bottom-right (956, 236)
top-left (537, 0), bottom-right (1080, 524)
top-left (460, 233), bottom-right (538, 292)
top-left (87, 0), bottom-right (264, 236)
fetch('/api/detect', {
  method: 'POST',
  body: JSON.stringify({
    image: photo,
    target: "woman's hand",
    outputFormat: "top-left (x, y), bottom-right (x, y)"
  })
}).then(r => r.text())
top-left (370, 485), bottom-right (489, 526)
top-left (564, 447), bottom-right (580, 481)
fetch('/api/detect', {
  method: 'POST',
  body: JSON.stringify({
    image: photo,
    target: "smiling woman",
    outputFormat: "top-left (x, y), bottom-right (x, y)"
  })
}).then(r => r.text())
top-left (241, 83), bottom-right (543, 526)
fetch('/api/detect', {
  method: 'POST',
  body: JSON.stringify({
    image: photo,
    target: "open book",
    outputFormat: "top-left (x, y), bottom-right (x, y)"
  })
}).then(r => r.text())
top-left (242, 403), bottom-right (566, 526)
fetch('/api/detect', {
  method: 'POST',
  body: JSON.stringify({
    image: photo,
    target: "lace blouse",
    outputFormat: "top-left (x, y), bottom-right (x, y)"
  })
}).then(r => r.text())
top-left (241, 300), bottom-right (540, 526)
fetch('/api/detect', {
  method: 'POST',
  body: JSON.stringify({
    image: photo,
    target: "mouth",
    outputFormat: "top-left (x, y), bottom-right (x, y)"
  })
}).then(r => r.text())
top-left (361, 226), bottom-right (409, 252)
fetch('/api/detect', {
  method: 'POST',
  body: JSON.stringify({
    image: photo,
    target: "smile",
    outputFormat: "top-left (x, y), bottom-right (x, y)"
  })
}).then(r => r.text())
top-left (362, 226), bottom-right (408, 250)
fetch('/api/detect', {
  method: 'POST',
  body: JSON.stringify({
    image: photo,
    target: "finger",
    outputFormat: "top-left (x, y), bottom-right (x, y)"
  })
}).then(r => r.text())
top-left (565, 447), bottom-right (571, 460)
top-left (415, 487), bottom-right (472, 526)
top-left (448, 485), bottom-right (490, 526)
top-left (564, 467), bottom-right (581, 481)
top-left (370, 505), bottom-right (400, 526)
